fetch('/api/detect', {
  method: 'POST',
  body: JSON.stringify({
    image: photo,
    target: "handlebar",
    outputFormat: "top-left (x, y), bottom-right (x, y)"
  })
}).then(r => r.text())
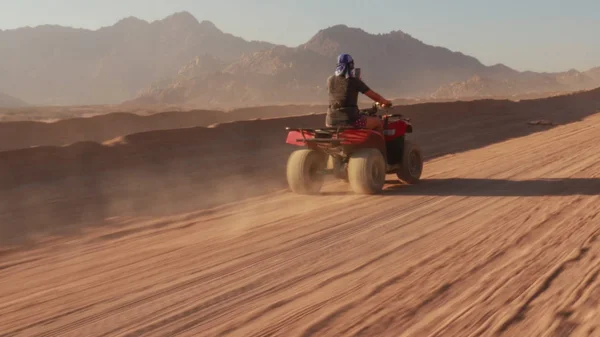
top-left (359, 102), bottom-right (394, 116)
top-left (358, 102), bottom-right (411, 122)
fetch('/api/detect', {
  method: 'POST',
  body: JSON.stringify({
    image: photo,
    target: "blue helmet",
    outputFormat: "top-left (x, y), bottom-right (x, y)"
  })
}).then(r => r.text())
top-left (335, 53), bottom-right (355, 78)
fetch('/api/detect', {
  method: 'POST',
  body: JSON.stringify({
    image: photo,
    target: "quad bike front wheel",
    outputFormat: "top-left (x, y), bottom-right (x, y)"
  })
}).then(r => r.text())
top-left (286, 149), bottom-right (327, 194)
top-left (397, 140), bottom-right (423, 184)
top-left (348, 148), bottom-right (386, 194)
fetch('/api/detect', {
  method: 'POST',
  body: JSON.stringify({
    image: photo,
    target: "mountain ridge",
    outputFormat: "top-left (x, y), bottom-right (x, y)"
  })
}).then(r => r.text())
top-left (133, 21), bottom-right (600, 107)
top-left (2, 11), bottom-right (599, 107)
top-left (0, 92), bottom-right (27, 108)
top-left (0, 11), bottom-right (274, 105)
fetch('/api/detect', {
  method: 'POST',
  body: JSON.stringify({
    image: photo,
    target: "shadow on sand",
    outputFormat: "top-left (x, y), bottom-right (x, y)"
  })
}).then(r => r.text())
top-left (320, 178), bottom-right (600, 197)
top-left (381, 178), bottom-right (600, 197)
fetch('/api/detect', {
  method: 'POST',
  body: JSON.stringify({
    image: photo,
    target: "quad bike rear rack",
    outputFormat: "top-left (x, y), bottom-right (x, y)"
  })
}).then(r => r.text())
top-left (285, 126), bottom-right (356, 145)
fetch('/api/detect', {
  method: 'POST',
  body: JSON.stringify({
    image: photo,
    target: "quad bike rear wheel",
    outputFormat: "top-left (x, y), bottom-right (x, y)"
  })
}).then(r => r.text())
top-left (397, 140), bottom-right (423, 184)
top-left (286, 149), bottom-right (327, 194)
top-left (348, 148), bottom-right (386, 194)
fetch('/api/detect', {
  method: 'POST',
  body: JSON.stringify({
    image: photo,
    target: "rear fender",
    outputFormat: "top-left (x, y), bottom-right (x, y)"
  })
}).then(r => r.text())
top-left (287, 128), bottom-right (387, 159)
top-left (286, 130), bottom-right (315, 147)
top-left (340, 129), bottom-right (387, 160)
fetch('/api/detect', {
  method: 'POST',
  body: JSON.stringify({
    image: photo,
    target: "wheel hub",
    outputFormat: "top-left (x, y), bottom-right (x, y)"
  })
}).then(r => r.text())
top-left (372, 161), bottom-right (384, 181)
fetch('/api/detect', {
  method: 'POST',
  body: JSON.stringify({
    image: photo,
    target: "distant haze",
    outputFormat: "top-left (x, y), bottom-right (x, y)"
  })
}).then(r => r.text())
top-left (1, 0), bottom-right (598, 73)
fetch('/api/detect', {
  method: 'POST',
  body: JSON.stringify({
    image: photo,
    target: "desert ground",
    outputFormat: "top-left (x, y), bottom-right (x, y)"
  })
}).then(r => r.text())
top-left (1, 89), bottom-right (600, 336)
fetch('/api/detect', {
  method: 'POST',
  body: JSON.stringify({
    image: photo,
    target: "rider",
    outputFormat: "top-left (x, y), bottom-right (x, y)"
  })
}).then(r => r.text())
top-left (326, 53), bottom-right (392, 132)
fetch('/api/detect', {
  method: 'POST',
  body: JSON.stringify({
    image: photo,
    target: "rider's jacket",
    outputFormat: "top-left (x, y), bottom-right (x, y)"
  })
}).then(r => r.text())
top-left (326, 75), bottom-right (370, 126)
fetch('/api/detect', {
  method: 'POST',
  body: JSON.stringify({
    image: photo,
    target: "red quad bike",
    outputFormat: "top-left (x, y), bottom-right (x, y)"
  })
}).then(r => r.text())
top-left (285, 103), bottom-right (423, 195)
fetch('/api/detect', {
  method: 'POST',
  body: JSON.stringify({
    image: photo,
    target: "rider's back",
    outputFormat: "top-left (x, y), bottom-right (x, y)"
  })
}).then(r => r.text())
top-left (327, 75), bottom-right (371, 125)
top-left (327, 75), bottom-right (370, 108)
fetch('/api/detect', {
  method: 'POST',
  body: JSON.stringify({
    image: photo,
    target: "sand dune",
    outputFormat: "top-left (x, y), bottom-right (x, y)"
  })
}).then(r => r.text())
top-left (3, 91), bottom-right (600, 335)
top-left (0, 105), bottom-right (327, 152)
top-left (0, 91), bottom-right (578, 152)
top-left (0, 89), bottom-right (582, 153)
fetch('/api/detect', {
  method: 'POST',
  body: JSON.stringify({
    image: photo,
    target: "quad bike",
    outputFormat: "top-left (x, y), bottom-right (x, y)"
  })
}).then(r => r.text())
top-left (285, 103), bottom-right (423, 195)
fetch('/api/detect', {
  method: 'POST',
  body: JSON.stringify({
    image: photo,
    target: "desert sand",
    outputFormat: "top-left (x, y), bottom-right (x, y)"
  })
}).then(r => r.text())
top-left (1, 88), bottom-right (600, 336)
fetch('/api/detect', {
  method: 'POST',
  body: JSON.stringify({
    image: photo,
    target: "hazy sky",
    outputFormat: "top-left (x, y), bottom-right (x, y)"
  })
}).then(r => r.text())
top-left (1, 0), bottom-right (598, 72)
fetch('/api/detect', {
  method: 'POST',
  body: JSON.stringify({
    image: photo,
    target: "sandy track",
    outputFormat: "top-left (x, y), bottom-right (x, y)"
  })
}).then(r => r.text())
top-left (2, 114), bottom-right (600, 336)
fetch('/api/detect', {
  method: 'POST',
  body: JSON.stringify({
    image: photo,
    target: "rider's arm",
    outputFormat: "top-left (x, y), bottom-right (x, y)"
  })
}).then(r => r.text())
top-left (364, 90), bottom-right (392, 106)
top-left (354, 78), bottom-right (392, 107)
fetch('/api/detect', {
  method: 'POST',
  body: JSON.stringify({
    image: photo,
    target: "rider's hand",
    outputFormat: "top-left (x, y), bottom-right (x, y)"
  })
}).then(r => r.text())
top-left (380, 99), bottom-right (393, 107)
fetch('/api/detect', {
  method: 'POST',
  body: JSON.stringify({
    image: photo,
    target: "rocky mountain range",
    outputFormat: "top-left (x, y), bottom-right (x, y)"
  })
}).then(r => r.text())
top-left (134, 23), bottom-right (498, 107)
top-left (586, 67), bottom-right (600, 82)
top-left (0, 92), bottom-right (27, 108)
top-left (1, 11), bottom-right (599, 107)
top-left (432, 68), bottom-right (600, 99)
top-left (0, 12), bottom-right (273, 105)
top-left (133, 18), bottom-right (600, 107)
